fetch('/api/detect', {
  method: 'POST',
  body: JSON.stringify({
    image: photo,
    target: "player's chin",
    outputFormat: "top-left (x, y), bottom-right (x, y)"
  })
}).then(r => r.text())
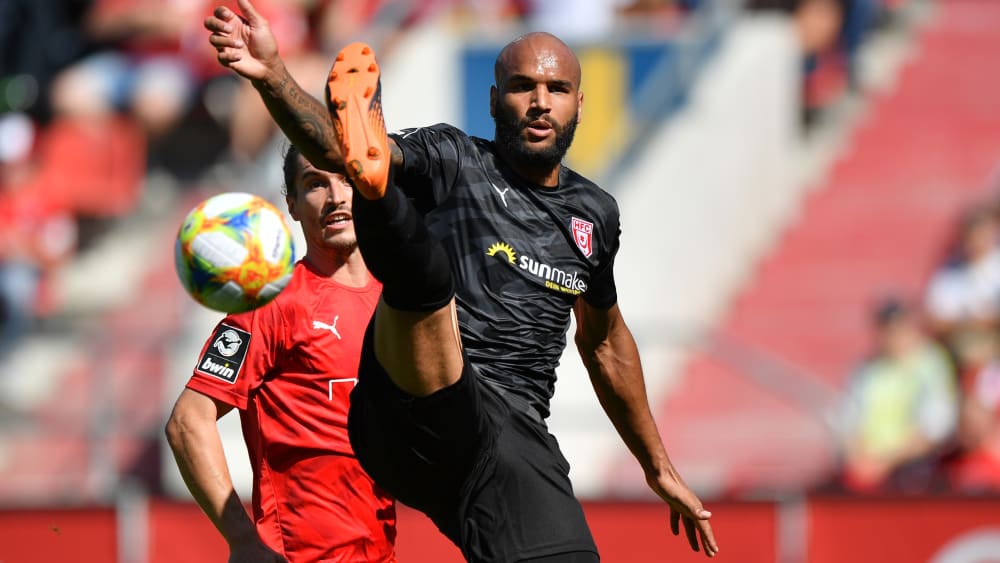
top-left (322, 233), bottom-right (358, 252)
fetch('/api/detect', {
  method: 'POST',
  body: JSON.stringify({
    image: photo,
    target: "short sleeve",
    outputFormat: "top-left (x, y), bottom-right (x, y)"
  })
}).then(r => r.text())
top-left (390, 123), bottom-right (470, 208)
top-left (582, 207), bottom-right (621, 309)
top-left (185, 304), bottom-right (282, 410)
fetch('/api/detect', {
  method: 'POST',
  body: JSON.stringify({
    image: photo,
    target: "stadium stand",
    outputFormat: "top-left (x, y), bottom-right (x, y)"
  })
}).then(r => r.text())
top-left (605, 0), bottom-right (1000, 497)
top-left (10, 0), bottom-right (1000, 561)
top-left (1, 0), bottom-right (993, 535)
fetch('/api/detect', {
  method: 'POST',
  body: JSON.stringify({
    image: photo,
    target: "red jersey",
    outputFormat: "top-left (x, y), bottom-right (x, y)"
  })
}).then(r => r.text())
top-left (187, 260), bottom-right (395, 562)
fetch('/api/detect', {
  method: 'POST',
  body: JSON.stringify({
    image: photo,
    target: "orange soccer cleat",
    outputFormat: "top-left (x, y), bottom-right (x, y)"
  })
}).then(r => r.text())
top-left (325, 42), bottom-right (389, 200)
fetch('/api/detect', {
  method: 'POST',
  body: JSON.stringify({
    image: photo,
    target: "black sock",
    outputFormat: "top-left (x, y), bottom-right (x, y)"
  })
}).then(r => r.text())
top-left (351, 183), bottom-right (454, 311)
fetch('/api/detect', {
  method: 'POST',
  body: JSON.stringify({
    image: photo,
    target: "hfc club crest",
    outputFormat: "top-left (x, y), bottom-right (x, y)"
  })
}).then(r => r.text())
top-left (572, 217), bottom-right (594, 257)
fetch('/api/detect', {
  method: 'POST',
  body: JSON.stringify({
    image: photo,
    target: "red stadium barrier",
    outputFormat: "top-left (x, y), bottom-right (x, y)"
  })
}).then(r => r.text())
top-left (807, 497), bottom-right (1000, 563)
top-left (2, 497), bottom-right (998, 562)
top-left (0, 507), bottom-right (116, 563)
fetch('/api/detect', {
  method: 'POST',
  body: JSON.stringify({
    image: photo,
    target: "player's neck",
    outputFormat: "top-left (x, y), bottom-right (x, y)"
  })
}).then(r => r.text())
top-left (498, 150), bottom-right (561, 188)
top-left (304, 251), bottom-right (371, 287)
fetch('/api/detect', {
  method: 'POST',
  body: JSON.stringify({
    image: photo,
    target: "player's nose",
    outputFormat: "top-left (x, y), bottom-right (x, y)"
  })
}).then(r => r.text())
top-left (328, 178), bottom-right (352, 204)
top-left (530, 85), bottom-right (550, 111)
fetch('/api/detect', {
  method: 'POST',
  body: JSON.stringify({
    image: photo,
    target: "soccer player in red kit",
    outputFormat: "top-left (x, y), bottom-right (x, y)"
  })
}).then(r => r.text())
top-left (165, 145), bottom-right (396, 563)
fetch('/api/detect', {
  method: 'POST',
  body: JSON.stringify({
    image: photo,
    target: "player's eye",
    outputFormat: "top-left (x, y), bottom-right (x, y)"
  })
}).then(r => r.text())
top-left (507, 81), bottom-right (533, 92)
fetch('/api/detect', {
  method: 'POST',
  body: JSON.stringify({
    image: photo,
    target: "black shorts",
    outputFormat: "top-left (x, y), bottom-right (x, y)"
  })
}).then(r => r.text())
top-left (348, 322), bottom-right (598, 563)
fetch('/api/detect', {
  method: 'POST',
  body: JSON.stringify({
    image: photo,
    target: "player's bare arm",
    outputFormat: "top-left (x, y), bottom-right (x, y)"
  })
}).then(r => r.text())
top-left (165, 389), bottom-right (288, 563)
top-left (205, 0), bottom-right (402, 175)
top-left (203, 0), bottom-right (338, 171)
top-left (254, 69), bottom-right (344, 172)
top-left (573, 300), bottom-right (719, 557)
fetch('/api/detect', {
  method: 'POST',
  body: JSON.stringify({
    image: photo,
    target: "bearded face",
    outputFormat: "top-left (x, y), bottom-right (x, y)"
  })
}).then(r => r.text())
top-left (493, 101), bottom-right (579, 171)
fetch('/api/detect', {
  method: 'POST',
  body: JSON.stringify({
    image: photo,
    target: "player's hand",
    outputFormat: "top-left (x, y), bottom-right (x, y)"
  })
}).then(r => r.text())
top-left (648, 469), bottom-right (719, 557)
top-left (227, 539), bottom-right (288, 563)
top-left (204, 0), bottom-right (280, 81)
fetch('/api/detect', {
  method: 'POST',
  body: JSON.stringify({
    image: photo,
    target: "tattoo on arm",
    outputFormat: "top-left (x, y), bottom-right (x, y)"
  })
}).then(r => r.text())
top-left (253, 71), bottom-right (342, 171)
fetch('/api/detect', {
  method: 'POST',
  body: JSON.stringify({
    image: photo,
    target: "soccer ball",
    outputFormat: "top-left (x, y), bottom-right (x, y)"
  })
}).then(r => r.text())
top-left (174, 192), bottom-right (295, 313)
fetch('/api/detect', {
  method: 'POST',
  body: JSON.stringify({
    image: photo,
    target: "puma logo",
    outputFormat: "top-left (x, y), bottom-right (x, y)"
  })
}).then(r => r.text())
top-left (491, 182), bottom-right (510, 208)
top-left (312, 316), bottom-right (341, 339)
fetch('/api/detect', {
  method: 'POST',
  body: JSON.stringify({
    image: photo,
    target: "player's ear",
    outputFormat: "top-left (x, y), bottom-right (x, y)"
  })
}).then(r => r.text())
top-left (576, 90), bottom-right (583, 125)
top-left (286, 195), bottom-right (300, 222)
top-left (489, 85), bottom-right (497, 118)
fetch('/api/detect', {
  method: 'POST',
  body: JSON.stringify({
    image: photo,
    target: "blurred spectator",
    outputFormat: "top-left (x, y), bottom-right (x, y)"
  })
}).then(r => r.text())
top-left (838, 297), bottom-right (958, 493)
top-left (839, 0), bottom-right (878, 89)
top-left (312, 0), bottom-right (379, 54)
top-left (449, 0), bottom-right (529, 29)
top-left (219, 0), bottom-right (323, 168)
top-left (744, 0), bottom-right (898, 126)
top-left (69, 0), bottom-right (216, 139)
top-left (924, 205), bottom-right (1000, 364)
top-left (0, 126), bottom-right (78, 358)
top-left (28, 64), bottom-right (147, 241)
top-left (215, 0), bottom-right (448, 174)
top-left (0, 0), bottom-right (94, 122)
top-left (525, 0), bottom-right (622, 41)
top-left (745, 0), bottom-right (845, 122)
top-left (746, 0), bottom-right (845, 52)
top-left (947, 330), bottom-right (1000, 492)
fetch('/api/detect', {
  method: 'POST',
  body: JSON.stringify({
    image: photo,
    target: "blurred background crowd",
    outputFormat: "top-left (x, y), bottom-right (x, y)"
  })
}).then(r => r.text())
top-left (2, 0), bottom-right (1000, 559)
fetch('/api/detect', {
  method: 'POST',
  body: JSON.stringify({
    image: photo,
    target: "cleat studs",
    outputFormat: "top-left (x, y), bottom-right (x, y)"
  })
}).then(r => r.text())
top-left (367, 147), bottom-right (380, 159)
top-left (336, 52), bottom-right (345, 61)
top-left (368, 64), bottom-right (377, 73)
top-left (364, 86), bottom-right (373, 98)
top-left (362, 47), bottom-right (371, 55)
top-left (330, 71), bottom-right (338, 81)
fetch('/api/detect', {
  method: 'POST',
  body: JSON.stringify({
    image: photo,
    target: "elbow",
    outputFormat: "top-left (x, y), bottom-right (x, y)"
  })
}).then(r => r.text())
top-left (574, 329), bottom-right (601, 359)
top-left (165, 390), bottom-right (220, 449)
top-left (576, 332), bottom-right (609, 365)
top-left (164, 411), bottom-right (184, 450)
top-left (164, 406), bottom-right (202, 452)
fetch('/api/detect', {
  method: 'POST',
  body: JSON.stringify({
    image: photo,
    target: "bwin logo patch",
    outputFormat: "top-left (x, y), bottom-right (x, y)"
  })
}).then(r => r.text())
top-left (197, 324), bottom-right (251, 383)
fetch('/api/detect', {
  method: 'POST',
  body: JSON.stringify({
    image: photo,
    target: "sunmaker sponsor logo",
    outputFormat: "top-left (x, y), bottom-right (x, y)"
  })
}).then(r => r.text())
top-left (486, 241), bottom-right (587, 295)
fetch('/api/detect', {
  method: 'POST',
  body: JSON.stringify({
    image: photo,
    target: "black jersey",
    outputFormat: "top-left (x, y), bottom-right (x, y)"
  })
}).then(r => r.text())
top-left (390, 124), bottom-right (621, 419)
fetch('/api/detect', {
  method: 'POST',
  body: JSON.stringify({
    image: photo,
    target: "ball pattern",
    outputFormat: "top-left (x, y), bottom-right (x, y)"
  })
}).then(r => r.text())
top-left (175, 192), bottom-right (295, 313)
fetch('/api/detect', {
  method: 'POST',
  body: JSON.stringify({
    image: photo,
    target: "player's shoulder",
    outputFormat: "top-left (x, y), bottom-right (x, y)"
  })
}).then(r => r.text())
top-left (560, 165), bottom-right (619, 211)
top-left (390, 122), bottom-right (469, 144)
top-left (257, 261), bottom-right (309, 316)
top-left (274, 260), bottom-right (309, 295)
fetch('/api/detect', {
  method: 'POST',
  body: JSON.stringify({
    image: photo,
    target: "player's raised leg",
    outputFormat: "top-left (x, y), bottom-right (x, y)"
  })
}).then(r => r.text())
top-left (326, 43), bottom-right (463, 398)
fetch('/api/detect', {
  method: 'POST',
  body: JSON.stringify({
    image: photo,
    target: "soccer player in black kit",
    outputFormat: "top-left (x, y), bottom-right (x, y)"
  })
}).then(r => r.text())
top-left (205, 1), bottom-right (719, 561)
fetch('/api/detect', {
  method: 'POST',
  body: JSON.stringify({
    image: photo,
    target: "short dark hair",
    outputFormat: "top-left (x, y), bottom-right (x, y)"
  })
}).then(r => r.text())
top-left (874, 296), bottom-right (910, 327)
top-left (282, 143), bottom-right (305, 198)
